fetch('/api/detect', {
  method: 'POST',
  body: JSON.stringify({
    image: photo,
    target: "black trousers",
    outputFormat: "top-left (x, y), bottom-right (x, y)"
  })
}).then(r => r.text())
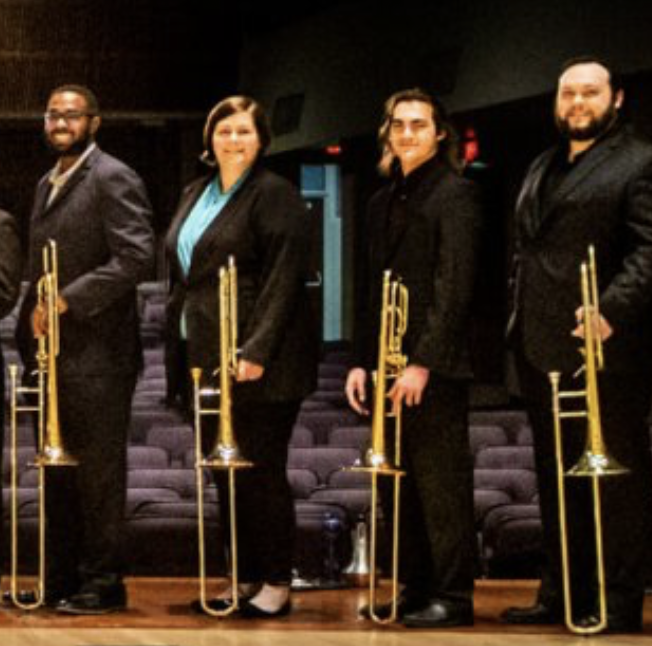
top-left (380, 378), bottom-right (476, 603)
top-left (44, 372), bottom-right (136, 596)
top-left (516, 353), bottom-right (652, 619)
top-left (202, 399), bottom-right (300, 585)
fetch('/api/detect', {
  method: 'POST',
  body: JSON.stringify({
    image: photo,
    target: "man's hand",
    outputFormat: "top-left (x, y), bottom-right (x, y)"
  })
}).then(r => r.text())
top-left (572, 306), bottom-right (613, 342)
top-left (31, 296), bottom-right (68, 337)
top-left (345, 367), bottom-right (369, 415)
top-left (387, 364), bottom-right (430, 414)
top-left (236, 359), bottom-right (265, 382)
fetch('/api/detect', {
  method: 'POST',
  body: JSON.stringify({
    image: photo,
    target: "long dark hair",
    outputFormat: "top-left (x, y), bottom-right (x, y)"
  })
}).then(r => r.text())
top-left (377, 88), bottom-right (461, 175)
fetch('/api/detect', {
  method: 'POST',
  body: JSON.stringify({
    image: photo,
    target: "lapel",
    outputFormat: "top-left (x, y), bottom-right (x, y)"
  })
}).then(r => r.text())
top-left (528, 128), bottom-right (623, 238)
top-left (168, 167), bottom-right (258, 281)
top-left (37, 147), bottom-right (100, 219)
top-left (519, 148), bottom-right (555, 240)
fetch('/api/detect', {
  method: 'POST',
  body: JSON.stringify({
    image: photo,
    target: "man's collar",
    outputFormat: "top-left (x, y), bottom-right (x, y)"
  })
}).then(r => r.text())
top-left (49, 142), bottom-right (97, 188)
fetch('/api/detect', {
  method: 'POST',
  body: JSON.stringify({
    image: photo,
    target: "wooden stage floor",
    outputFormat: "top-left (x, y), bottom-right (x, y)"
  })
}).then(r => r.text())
top-left (0, 578), bottom-right (651, 646)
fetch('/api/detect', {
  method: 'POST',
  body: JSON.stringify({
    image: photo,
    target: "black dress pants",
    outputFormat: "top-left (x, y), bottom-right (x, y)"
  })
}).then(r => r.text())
top-left (202, 399), bottom-right (300, 585)
top-left (380, 377), bottom-right (476, 603)
top-left (44, 372), bottom-right (136, 597)
top-left (516, 353), bottom-right (652, 620)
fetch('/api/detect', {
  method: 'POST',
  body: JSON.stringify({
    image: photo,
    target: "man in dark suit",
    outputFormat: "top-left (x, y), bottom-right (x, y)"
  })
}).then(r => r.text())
top-left (0, 208), bottom-right (22, 581)
top-left (15, 84), bottom-right (154, 614)
top-left (502, 57), bottom-right (652, 633)
top-left (346, 88), bottom-right (482, 628)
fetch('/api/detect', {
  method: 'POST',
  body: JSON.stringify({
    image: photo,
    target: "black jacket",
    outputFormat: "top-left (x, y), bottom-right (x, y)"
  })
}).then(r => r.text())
top-left (355, 157), bottom-right (482, 381)
top-left (16, 146), bottom-right (154, 377)
top-left (166, 163), bottom-right (318, 403)
top-left (508, 124), bottom-right (652, 374)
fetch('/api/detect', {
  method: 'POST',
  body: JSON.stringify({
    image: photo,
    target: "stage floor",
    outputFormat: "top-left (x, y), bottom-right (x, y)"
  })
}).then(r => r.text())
top-left (0, 578), bottom-right (650, 646)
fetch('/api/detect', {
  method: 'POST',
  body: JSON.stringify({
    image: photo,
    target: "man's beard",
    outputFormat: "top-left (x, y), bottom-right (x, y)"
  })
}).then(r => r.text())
top-left (45, 130), bottom-right (93, 158)
top-left (555, 102), bottom-right (618, 141)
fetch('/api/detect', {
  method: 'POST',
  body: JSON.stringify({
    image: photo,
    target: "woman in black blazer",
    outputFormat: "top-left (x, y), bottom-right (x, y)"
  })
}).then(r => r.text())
top-left (166, 96), bottom-right (318, 617)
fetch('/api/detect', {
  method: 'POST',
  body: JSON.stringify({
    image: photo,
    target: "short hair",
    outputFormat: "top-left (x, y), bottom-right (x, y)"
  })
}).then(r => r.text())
top-left (558, 56), bottom-right (623, 94)
top-left (201, 95), bottom-right (271, 166)
top-left (47, 84), bottom-right (100, 115)
top-left (377, 87), bottom-right (461, 175)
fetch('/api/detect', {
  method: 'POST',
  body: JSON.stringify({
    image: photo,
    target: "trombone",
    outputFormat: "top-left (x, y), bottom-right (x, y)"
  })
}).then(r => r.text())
top-left (9, 239), bottom-right (78, 610)
top-left (549, 245), bottom-right (627, 635)
top-left (191, 256), bottom-right (252, 617)
top-left (350, 270), bottom-right (408, 624)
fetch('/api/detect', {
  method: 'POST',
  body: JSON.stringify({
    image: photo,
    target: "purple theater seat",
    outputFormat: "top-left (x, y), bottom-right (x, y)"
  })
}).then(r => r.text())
top-left (146, 426), bottom-right (194, 466)
top-left (296, 409), bottom-right (360, 445)
top-left (318, 363), bottom-right (348, 380)
top-left (481, 503), bottom-right (543, 577)
top-left (515, 423), bottom-right (534, 446)
top-left (3, 424), bottom-right (35, 448)
top-left (290, 424), bottom-right (315, 447)
top-left (469, 424), bottom-right (509, 457)
top-left (469, 409), bottom-right (529, 444)
top-left (142, 363), bottom-right (167, 380)
top-left (328, 425), bottom-right (370, 450)
top-left (287, 468), bottom-right (319, 499)
top-left (128, 445), bottom-right (170, 469)
top-left (2, 447), bottom-right (37, 484)
top-left (474, 446), bottom-right (535, 470)
top-left (127, 468), bottom-right (196, 498)
top-left (288, 446), bottom-right (361, 484)
top-left (474, 488), bottom-right (513, 526)
top-left (299, 399), bottom-right (338, 413)
top-left (126, 487), bottom-right (181, 515)
top-left (474, 468), bottom-right (538, 505)
top-left (129, 409), bottom-right (185, 444)
top-left (316, 377), bottom-right (345, 392)
top-left (307, 390), bottom-right (348, 408)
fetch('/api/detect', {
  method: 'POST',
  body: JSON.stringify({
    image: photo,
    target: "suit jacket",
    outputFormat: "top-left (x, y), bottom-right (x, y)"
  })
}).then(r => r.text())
top-left (355, 157), bottom-right (482, 381)
top-left (0, 209), bottom-right (22, 415)
top-left (509, 124), bottom-right (652, 374)
top-left (165, 162), bottom-right (318, 403)
top-left (16, 146), bottom-right (154, 378)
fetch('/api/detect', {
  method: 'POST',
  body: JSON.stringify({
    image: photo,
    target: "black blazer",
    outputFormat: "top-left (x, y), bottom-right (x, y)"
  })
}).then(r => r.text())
top-left (165, 163), bottom-right (318, 403)
top-left (0, 209), bottom-right (22, 414)
top-left (16, 146), bottom-right (155, 378)
top-left (509, 124), bottom-right (652, 374)
top-left (355, 157), bottom-right (482, 381)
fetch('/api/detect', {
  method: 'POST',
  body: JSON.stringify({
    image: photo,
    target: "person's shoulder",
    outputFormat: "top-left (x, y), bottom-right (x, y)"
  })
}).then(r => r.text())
top-left (250, 165), bottom-right (298, 195)
top-left (91, 147), bottom-right (143, 182)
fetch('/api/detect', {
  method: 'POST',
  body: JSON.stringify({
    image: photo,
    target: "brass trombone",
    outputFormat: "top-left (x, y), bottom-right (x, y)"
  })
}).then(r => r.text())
top-left (549, 245), bottom-right (627, 635)
top-left (9, 239), bottom-right (78, 610)
top-left (351, 270), bottom-right (408, 624)
top-left (191, 256), bottom-right (252, 617)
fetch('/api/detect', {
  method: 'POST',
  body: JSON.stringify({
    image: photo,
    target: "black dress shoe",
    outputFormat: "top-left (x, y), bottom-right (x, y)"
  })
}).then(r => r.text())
top-left (402, 599), bottom-right (474, 628)
top-left (239, 598), bottom-right (292, 618)
top-left (56, 589), bottom-right (126, 615)
top-left (500, 602), bottom-right (562, 625)
top-left (359, 593), bottom-right (428, 621)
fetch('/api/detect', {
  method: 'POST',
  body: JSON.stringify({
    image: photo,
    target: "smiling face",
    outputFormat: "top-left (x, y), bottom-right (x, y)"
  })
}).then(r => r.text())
top-left (555, 62), bottom-right (622, 142)
top-left (44, 91), bottom-right (99, 158)
top-left (387, 100), bottom-right (442, 175)
top-left (212, 110), bottom-right (261, 177)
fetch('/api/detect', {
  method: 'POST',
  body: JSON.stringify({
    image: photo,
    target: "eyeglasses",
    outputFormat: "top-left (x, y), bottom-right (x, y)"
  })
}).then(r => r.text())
top-left (44, 111), bottom-right (92, 124)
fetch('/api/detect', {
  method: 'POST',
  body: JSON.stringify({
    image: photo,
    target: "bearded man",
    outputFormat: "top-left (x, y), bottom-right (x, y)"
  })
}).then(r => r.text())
top-left (502, 57), bottom-right (652, 633)
top-left (14, 84), bottom-right (154, 614)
